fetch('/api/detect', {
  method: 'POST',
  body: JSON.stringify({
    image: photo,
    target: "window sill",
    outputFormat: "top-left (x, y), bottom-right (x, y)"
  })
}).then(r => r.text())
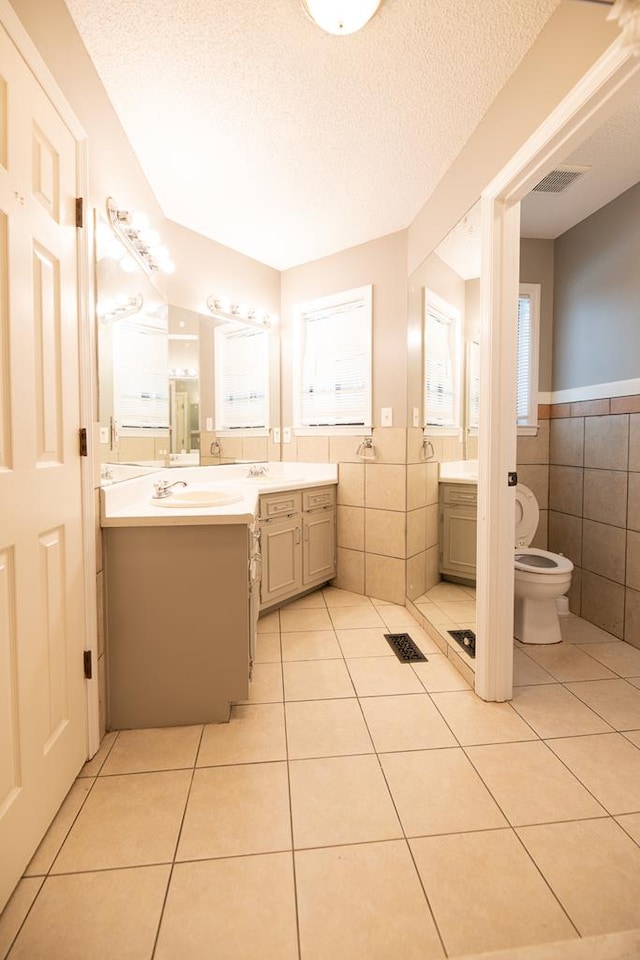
top-left (215, 428), bottom-right (270, 438)
top-left (517, 425), bottom-right (539, 437)
top-left (293, 426), bottom-right (372, 437)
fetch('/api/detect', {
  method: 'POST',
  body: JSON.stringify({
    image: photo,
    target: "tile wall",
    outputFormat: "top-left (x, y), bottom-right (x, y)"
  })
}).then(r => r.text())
top-left (547, 401), bottom-right (640, 646)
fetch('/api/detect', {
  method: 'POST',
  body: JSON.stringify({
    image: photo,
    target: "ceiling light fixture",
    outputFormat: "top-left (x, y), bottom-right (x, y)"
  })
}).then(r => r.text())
top-left (206, 296), bottom-right (277, 329)
top-left (97, 293), bottom-right (144, 325)
top-left (302, 0), bottom-right (382, 36)
top-left (106, 197), bottom-right (175, 276)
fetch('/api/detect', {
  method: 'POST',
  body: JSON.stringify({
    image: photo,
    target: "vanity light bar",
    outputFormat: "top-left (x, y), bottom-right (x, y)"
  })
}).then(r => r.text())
top-left (106, 197), bottom-right (175, 276)
top-left (97, 293), bottom-right (144, 325)
top-left (205, 295), bottom-right (277, 329)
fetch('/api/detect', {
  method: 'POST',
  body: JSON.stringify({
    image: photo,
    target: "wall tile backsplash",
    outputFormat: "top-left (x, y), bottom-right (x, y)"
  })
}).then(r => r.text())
top-left (548, 407), bottom-right (640, 647)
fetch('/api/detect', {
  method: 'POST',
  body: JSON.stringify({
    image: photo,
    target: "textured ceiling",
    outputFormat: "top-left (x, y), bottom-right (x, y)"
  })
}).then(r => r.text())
top-left (64, 0), bottom-right (561, 269)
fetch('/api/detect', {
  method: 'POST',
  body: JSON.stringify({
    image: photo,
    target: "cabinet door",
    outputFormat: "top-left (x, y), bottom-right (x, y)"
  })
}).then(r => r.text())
top-left (261, 517), bottom-right (303, 605)
top-left (303, 509), bottom-right (336, 585)
top-left (441, 506), bottom-right (477, 580)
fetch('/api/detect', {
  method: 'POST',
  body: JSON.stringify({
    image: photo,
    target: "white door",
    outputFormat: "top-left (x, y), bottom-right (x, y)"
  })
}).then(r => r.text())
top-left (0, 22), bottom-right (87, 910)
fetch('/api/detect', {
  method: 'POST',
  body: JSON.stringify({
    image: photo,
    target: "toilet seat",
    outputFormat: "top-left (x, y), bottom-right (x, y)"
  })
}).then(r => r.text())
top-left (514, 546), bottom-right (573, 576)
top-left (515, 484), bottom-right (538, 547)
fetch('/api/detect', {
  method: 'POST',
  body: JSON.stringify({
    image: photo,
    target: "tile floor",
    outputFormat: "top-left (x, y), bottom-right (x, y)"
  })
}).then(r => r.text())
top-left (3, 586), bottom-right (640, 959)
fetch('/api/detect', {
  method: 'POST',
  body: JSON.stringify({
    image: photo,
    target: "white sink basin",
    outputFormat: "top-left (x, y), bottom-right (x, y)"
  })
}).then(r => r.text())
top-left (153, 488), bottom-right (245, 508)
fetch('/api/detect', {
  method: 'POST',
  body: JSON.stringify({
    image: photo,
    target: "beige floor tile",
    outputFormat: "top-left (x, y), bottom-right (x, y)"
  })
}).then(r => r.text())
top-left (25, 780), bottom-right (95, 876)
top-left (359, 694), bottom-right (457, 752)
top-left (623, 729), bottom-right (640, 747)
top-left (336, 627), bottom-right (396, 658)
top-left (329, 605), bottom-right (386, 629)
top-left (410, 829), bottom-right (576, 956)
top-left (517, 818), bottom-right (640, 935)
top-left (564, 679), bottom-right (640, 731)
top-left (257, 610), bottom-right (280, 633)
top-left (430, 600), bottom-right (478, 622)
top-left (177, 762), bottom-right (291, 860)
top-left (629, 677), bottom-right (640, 690)
top-left (575, 641), bottom-right (640, 678)
top-left (522, 644), bottom-right (617, 682)
top-left (322, 587), bottom-right (371, 607)
top-left (560, 617), bottom-right (617, 644)
top-left (466, 740), bottom-right (606, 826)
top-left (546, 733), bottom-right (640, 815)
top-left (0, 878), bottom-right (43, 960)
top-left (100, 725), bottom-right (202, 775)
top-left (283, 659), bottom-right (355, 700)
top-left (295, 841), bottom-right (444, 960)
top-left (411, 654), bottom-right (472, 692)
top-left (280, 607), bottom-right (334, 632)
top-left (375, 604), bottom-right (418, 626)
top-left (281, 590), bottom-right (327, 609)
top-left (254, 632), bottom-right (281, 663)
top-left (289, 754), bottom-right (402, 848)
top-left (513, 649), bottom-right (556, 686)
top-left (616, 812), bottom-right (640, 846)
top-left (346, 656), bottom-right (425, 696)
top-left (154, 853), bottom-right (298, 960)
top-left (197, 703), bottom-right (286, 766)
top-left (285, 698), bottom-right (374, 759)
top-left (280, 629), bottom-right (342, 661)
top-left (7, 865), bottom-right (169, 960)
top-left (423, 583), bottom-right (472, 603)
top-left (51, 771), bottom-right (191, 873)
top-left (391, 622), bottom-right (443, 653)
top-left (381, 749), bottom-right (506, 836)
top-left (236, 662), bottom-right (283, 704)
top-left (511, 685), bottom-right (613, 739)
top-left (78, 731), bottom-right (117, 777)
top-left (431, 691), bottom-right (537, 745)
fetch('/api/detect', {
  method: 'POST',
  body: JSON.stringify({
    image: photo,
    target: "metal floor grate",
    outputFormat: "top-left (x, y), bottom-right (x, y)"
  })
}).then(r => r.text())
top-left (448, 629), bottom-right (476, 658)
top-left (384, 633), bottom-right (427, 663)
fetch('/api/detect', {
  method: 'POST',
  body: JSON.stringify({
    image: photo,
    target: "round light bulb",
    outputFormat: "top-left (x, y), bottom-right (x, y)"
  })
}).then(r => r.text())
top-left (302, 0), bottom-right (381, 35)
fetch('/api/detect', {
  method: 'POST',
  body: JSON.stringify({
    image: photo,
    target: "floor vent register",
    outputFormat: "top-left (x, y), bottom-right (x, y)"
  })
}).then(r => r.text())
top-left (383, 633), bottom-right (428, 663)
top-left (447, 629), bottom-right (476, 658)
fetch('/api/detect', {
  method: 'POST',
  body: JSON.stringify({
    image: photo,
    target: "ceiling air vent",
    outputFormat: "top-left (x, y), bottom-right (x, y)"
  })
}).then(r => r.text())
top-left (532, 164), bottom-right (591, 194)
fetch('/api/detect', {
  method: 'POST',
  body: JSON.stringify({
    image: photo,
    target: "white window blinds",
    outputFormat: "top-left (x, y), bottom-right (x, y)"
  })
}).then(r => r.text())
top-left (215, 325), bottom-right (269, 430)
top-left (516, 284), bottom-right (540, 427)
top-left (113, 314), bottom-right (169, 429)
top-left (467, 339), bottom-right (480, 431)
top-left (295, 286), bottom-right (372, 428)
top-left (424, 296), bottom-right (460, 429)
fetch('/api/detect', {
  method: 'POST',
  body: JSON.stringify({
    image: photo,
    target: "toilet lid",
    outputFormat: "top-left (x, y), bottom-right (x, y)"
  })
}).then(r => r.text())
top-left (514, 484), bottom-right (539, 547)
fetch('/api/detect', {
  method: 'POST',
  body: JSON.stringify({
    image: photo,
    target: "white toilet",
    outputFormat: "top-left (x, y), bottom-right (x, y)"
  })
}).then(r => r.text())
top-left (514, 484), bottom-right (573, 645)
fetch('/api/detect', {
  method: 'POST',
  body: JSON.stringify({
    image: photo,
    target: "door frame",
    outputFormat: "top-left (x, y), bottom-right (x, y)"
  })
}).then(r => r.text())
top-left (1, 0), bottom-right (99, 753)
top-left (475, 3), bottom-right (640, 700)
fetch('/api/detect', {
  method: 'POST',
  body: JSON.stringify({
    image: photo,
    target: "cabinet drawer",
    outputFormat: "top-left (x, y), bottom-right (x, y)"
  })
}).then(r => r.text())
top-left (302, 486), bottom-right (336, 512)
top-left (259, 491), bottom-right (302, 520)
top-left (441, 483), bottom-right (478, 507)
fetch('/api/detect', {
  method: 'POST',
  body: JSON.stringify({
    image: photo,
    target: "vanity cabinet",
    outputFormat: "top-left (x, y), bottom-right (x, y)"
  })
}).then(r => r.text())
top-left (439, 482), bottom-right (477, 583)
top-left (104, 523), bottom-right (254, 728)
top-left (259, 485), bottom-right (336, 609)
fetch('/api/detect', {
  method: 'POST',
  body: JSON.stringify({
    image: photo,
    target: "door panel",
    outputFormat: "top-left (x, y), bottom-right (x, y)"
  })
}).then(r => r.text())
top-left (0, 22), bottom-right (87, 911)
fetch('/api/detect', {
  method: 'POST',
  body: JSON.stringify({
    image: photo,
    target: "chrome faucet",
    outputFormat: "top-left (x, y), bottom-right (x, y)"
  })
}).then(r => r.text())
top-left (152, 479), bottom-right (188, 499)
top-left (247, 463), bottom-right (269, 478)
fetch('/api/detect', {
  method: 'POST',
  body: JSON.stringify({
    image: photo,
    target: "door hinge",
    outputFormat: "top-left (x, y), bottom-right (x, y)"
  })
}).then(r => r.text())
top-left (79, 427), bottom-right (88, 457)
top-left (83, 649), bottom-right (93, 679)
top-left (75, 197), bottom-right (84, 229)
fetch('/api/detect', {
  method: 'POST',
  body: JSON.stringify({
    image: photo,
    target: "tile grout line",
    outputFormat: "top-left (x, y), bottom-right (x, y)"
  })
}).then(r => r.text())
top-left (279, 621), bottom-right (304, 960)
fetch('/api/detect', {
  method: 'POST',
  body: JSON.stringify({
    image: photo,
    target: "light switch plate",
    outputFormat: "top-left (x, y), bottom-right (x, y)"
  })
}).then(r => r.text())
top-left (283, 427), bottom-right (291, 443)
top-left (205, 417), bottom-right (213, 432)
top-left (99, 426), bottom-right (109, 444)
top-left (273, 427), bottom-right (281, 444)
top-left (412, 407), bottom-right (420, 428)
top-left (381, 407), bottom-right (393, 427)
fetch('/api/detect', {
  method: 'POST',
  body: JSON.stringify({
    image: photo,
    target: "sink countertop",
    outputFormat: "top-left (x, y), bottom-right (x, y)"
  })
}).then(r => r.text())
top-left (100, 462), bottom-right (338, 527)
top-left (438, 459), bottom-right (479, 485)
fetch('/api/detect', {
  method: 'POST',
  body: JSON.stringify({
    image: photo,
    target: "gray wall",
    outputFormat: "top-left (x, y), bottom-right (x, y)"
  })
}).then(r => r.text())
top-left (553, 181), bottom-right (640, 391)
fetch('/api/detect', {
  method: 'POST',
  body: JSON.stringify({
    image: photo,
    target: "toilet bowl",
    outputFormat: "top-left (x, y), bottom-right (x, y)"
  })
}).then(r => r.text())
top-left (514, 484), bottom-right (573, 644)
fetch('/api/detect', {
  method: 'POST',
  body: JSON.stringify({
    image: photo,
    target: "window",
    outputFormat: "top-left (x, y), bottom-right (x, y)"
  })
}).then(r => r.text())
top-left (293, 285), bottom-right (372, 431)
top-left (466, 339), bottom-right (480, 432)
top-left (113, 313), bottom-right (169, 431)
top-left (424, 291), bottom-right (461, 430)
top-left (516, 283), bottom-right (540, 430)
top-left (214, 324), bottom-right (269, 431)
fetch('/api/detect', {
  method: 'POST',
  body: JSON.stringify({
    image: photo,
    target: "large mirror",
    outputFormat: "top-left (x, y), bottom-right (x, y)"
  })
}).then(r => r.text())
top-left (96, 207), bottom-right (281, 477)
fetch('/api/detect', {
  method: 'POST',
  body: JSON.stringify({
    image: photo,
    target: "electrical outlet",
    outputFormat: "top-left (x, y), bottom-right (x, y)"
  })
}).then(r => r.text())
top-left (273, 427), bottom-right (281, 444)
top-left (283, 427), bottom-right (291, 444)
top-left (205, 417), bottom-right (213, 432)
top-left (412, 407), bottom-right (420, 428)
top-left (381, 407), bottom-right (393, 427)
top-left (99, 426), bottom-right (109, 444)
